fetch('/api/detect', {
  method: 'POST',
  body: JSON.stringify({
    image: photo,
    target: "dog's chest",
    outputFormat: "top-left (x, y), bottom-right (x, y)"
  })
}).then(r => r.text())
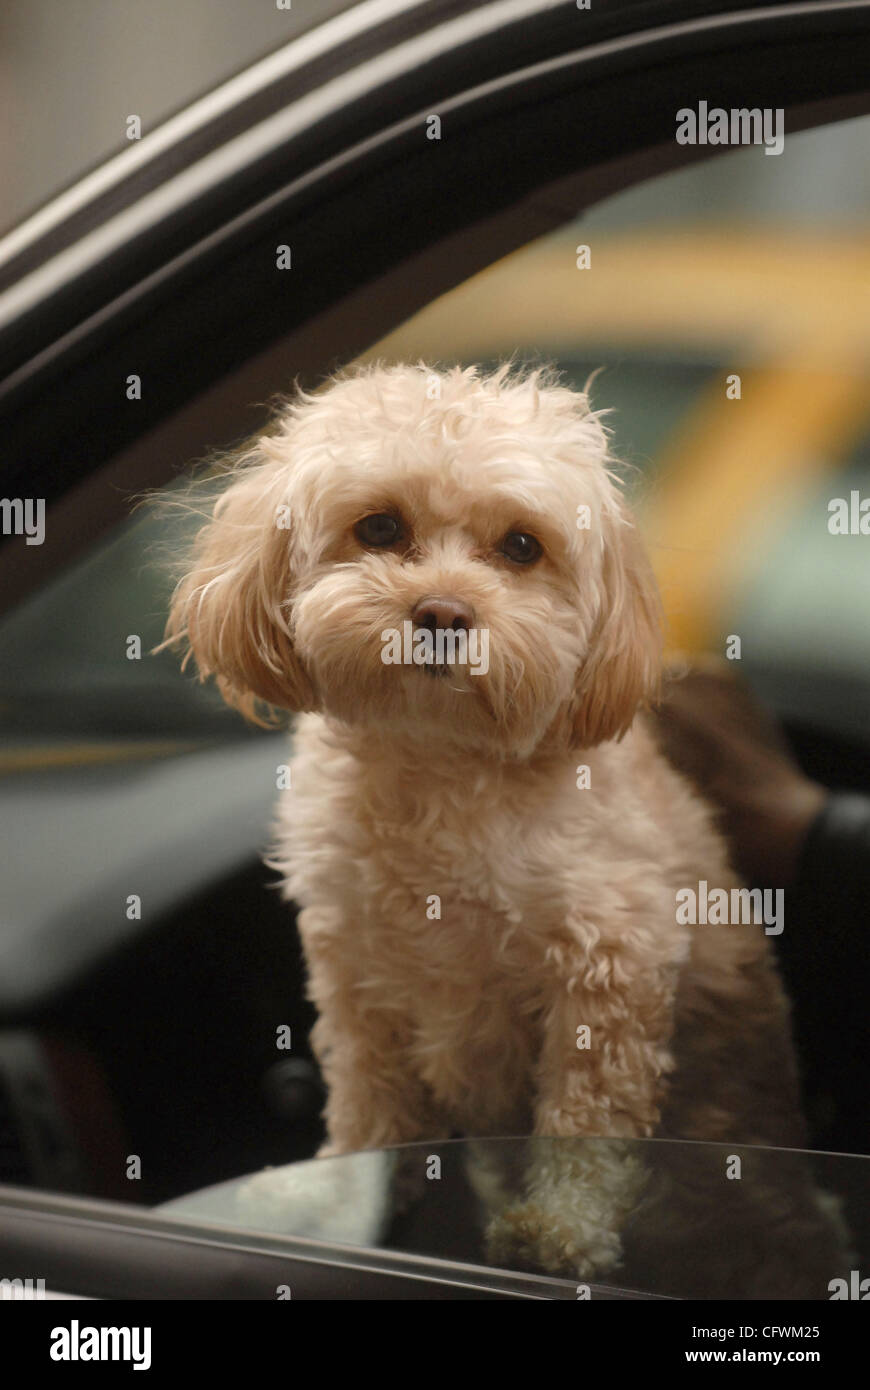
top-left (361, 787), bottom-right (556, 939)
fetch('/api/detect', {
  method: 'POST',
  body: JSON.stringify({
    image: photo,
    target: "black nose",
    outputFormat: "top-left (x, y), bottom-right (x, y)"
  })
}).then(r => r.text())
top-left (411, 596), bottom-right (474, 633)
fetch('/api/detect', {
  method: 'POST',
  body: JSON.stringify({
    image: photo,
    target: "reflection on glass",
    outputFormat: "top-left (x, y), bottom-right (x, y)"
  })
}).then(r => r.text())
top-left (160, 1137), bottom-right (866, 1300)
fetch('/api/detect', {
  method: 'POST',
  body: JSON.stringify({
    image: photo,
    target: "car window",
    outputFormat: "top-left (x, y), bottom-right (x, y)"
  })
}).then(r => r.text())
top-left (3, 113), bottom-right (866, 758)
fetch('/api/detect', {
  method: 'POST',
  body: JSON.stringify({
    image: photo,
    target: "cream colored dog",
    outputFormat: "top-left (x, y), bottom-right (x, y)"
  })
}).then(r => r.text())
top-left (164, 363), bottom-right (831, 1285)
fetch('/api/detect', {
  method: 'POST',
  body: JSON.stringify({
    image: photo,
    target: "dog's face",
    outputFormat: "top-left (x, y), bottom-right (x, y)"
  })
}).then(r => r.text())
top-left (166, 365), bottom-right (661, 756)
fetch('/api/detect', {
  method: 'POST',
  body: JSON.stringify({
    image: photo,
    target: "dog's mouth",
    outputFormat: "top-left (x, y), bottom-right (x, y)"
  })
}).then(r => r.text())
top-left (381, 621), bottom-right (489, 687)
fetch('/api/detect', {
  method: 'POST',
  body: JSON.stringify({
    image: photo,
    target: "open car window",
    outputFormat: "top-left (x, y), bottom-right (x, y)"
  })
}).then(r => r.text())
top-left (3, 113), bottom-right (868, 758)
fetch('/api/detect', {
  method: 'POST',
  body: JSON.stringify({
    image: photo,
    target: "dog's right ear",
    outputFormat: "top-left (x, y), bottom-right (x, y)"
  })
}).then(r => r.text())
top-left (162, 446), bottom-right (315, 723)
top-left (567, 496), bottom-right (663, 749)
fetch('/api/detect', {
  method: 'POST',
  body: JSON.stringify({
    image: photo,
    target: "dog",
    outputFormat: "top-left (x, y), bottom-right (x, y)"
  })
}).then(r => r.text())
top-left (163, 362), bottom-right (842, 1289)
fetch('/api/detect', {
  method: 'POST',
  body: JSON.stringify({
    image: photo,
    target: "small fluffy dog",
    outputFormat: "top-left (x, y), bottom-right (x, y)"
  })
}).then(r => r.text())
top-left (164, 363), bottom-right (833, 1285)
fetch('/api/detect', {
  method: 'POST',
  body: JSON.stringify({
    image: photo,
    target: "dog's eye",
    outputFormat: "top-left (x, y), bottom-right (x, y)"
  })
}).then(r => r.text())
top-left (355, 513), bottom-right (402, 547)
top-left (501, 531), bottom-right (542, 565)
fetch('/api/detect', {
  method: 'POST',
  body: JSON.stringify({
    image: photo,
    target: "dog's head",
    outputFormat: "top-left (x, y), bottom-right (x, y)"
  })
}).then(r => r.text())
top-left (164, 363), bottom-right (661, 756)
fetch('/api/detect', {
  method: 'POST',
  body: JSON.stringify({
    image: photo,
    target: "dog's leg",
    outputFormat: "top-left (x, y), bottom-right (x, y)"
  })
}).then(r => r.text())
top-left (485, 962), bottom-right (676, 1279)
top-left (485, 1136), bottom-right (648, 1281)
top-left (300, 907), bottom-right (442, 1158)
top-left (311, 1006), bottom-right (441, 1157)
top-left (532, 976), bottom-right (675, 1139)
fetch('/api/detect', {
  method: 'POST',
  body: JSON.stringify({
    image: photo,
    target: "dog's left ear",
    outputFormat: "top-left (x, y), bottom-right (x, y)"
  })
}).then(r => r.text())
top-left (568, 501), bottom-right (662, 748)
top-left (161, 445), bottom-right (316, 724)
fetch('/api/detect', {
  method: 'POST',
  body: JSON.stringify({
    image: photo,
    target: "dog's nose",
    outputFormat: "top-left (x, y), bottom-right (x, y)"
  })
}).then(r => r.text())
top-left (411, 596), bottom-right (473, 633)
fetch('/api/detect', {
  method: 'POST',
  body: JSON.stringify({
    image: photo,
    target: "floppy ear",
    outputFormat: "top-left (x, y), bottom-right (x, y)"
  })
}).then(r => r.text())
top-left (162, 450), bottom-right (315, 723)
top-left (568, 503), bottom-right (662, 749)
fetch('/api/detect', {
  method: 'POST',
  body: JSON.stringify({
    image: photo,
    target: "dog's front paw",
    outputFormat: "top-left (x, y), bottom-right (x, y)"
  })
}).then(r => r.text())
top-left (485, 1190), bottom-right (624, 1280)
top-left (483, 1142), bottom-right (648, 1281)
